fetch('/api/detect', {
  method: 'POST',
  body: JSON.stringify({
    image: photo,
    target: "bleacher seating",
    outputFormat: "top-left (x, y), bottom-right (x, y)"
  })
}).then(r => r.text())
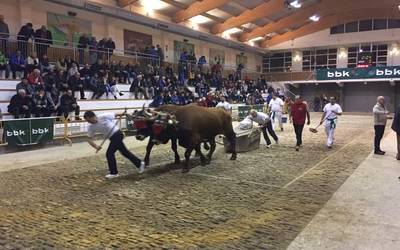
top-left (0, 80), bottom-right (152, 119)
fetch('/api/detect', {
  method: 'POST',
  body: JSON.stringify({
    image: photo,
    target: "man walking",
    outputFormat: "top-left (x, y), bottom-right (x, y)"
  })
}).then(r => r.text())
top-left (373, 96), bottom-right (390, 155)
top-left (248, 109), bottom-right (279, 148)
top-left (320, 97), bottom-right (342, 149)
top-left (84, 111), bottom-right (145, 179)
top-left (269, 93), bottom-right (284, 131)
top-left (290, 95), bottom-right (310, 151)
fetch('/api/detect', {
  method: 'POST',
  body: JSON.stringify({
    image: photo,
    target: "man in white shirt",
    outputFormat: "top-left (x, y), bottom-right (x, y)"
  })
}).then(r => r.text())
top-left (269, 93), bottom-right (284, 131)
top-left (84, 111), bottom-right (145, 179)
top-left (320, 97), bottom-right (343, 149)
top-left (216, 96), bottom-right (232, 113)
top-left (249, 109), bottom-right (279, 148)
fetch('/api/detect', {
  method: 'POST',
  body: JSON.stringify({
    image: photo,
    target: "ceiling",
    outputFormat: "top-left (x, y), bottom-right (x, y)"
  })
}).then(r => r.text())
top-left (116, 0), bottom-right (400, 49)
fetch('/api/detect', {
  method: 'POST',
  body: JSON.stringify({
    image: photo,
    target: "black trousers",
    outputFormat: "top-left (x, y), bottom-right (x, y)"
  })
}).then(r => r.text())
top-left (58, 104), bottom-right (80, 118)
top-left (107, 130), bottom-right (141, 174)
top-left (261, 121), bottom-right (278, 145)
top-left (374, 125), bottom-right (385, 152)
top-left (293, 124), bottom-right (304, 147)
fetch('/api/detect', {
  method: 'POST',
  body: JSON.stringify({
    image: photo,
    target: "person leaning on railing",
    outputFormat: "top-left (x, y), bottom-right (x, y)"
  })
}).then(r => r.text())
top-left (34, 25), bottom-right (52, 60)
top-left (17, 23), bottom-right (35, 58)
top-left (0, 15), bottom-right (10, 56)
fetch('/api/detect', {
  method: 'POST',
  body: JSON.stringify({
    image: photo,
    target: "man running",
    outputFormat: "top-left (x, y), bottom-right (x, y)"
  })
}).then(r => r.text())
top-left (290, 95), bottom-right (310, 151)
top-left (269, 93), bottom-right (284, 131)
top-left (84, 111), bottom-right (145, 179)
top-left (248, 109), bottom-right (279, 148)
top-left (320, 97), bottom-right (342, 149)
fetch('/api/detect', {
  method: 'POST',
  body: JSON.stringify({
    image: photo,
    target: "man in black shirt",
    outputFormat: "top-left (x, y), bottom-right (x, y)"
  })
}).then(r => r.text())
top-left (32, 88), bottom-right (54, 117)
top-left (57, 90), bottom-right (81, 120)
top-left (17, 23), bottom-right (35, 58)
top-left (34, 25), bottom-right (52, 59)
top-left (8, 89), bottom-right (32, 118)
top-left (78, 33), bottom-right (90, 65)
top-left (0, 15), bottom-right (10, 56)
top-left (68, 72), bottom-right (86, 100)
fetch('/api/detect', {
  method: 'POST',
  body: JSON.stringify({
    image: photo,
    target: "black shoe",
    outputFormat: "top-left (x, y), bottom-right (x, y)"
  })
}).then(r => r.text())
top-left (119, 92), bottom-right (124, 96)
top-left (295, 146), bottom-right (300, 151)
top-left (281, 127), bottom-right (284, 132)
top-left (81, 97), bottom-right (87, 100)
top-left (374, 151), bottom-right (385, 155)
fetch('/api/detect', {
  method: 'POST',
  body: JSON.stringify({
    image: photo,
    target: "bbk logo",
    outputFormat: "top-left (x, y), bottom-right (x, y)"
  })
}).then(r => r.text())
top-left (327, 70), bottom-right (350, 78)
top-left (7, 130), bottom-right (25, 136)
top-left (32, 128), bottom-right (49, 134)
top-left (376, 68), bottom-right (400, 76)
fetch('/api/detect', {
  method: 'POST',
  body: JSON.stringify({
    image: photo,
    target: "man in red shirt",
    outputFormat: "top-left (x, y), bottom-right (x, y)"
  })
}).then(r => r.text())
top-left (290, 95), bottom-right (310, 151)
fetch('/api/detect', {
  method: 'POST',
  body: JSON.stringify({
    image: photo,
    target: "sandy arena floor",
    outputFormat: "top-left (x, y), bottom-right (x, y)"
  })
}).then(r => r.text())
top-left (0, 115), bottom-right (377, 249)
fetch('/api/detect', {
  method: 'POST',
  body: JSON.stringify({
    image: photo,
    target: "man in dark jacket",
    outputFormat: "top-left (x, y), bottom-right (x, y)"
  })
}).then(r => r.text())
top-left (8, 89), bottom-right (32, 118)
top-left (16, 78), bottom-right (35, 98)
top-left (0, 15), bottom-right (10, 56)
top-left (57, 90), bottom-right (81, 120)
top-left (32, 88), bottom-right (54, 117)
top-left (392, 105), bottom-right (400, 160)
top-left (35, 25), bottom-right (53, 59)
top-left (105, 38), bottom-right (116, 58)
top-left (78, 33), bottom-right (90, 65)
top-left (67, 72), bottom-right (86, 100)
top-left (17, 23), bottom-right (35, 58)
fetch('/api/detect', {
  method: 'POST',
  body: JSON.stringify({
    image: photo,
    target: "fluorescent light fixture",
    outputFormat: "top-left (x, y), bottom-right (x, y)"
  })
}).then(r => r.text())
top-left (189, 15), bottom-right (212, 24)
top-left (223, 27), bottom-right (242, 35)
top-left (290, 0), bottom-right (302, 8)
top-left (249, 36), bottom-right (264, 42)
top-left (309, 15), bottom-right (320, 22)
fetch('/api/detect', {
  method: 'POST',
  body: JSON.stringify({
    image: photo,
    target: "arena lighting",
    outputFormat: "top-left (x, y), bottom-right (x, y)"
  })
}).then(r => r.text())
top-left (249, 36), bottom-right (264, 42)
top-left (140, 0), bottom-right (166, 12)
top-left (309, 15), bottom-right (320, 22)
top-left (223, 27), bottom-right (242, 35)
top-left (189, 15), bottom-right (212, 24)
top-left (290, 0), bottom-right (302, 8)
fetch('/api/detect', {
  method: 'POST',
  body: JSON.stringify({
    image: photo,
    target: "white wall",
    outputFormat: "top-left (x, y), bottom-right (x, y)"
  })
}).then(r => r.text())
top-left (0, 0), bottom-right (262, 72)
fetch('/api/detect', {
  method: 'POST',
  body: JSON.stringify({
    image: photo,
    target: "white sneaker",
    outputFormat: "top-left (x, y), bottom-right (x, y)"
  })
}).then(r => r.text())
top-left (105, 173), bottom-right (119, 179)
top-left (265, 144), bottom-right (271, 148)
top-left (138, 161), bottom-right (145, 174)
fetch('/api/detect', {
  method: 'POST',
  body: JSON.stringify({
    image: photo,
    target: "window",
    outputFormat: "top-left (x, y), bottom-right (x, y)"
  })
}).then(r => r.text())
top-left (373, 19), bottom-right (387, 30)
top-left (359, 20), bottom-right (372, 32)
top-left (345, 21), bottom-right (358, 33)
top-left (330, 24), bottom-right (345, 34)
top-left (262, 52), bottom-right (292, 73)
top-left (388, 19), bottom-right (400, 29)
top-left (302, 49), bottom-right (337, 71)
top-left (347, 44), bottom-right (387, 68)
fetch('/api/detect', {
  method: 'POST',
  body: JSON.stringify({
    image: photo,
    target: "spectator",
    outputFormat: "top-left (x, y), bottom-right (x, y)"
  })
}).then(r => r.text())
top-left (26, 52), bottom-right (40, 74)
top-left (216, 96), bottom-right (232, 113)
top-left (156, 44), bottom-right (164, 66)
top-left (105, 37), bottom-right (115, 58)
top-left (9, 50), bottom-right (26, 79)
top-left (392, 104), bottom-right (400, 160)
top-left (0, 15), bottom-right (10, 56)
top-left (8, 89), bottom-right (32, 118)
top-left (88, 73), bottom-right (106, 99)
top-left (27, 69), bottom-right (43, 86)
top-left (34, 25), bottom-right (52, 59)
top-left (78, 33), bottom-right (90, 65)
top-left (67, 72), bottom-right (86, 100)
top-left (16, 78), bottom-right (35, 98)
top-left (40, 54), bottom-right (51, 73)
top-left (57, 90), bottom-right (81, 120)
top-left (67, 63), bottom-right (79, 79)
top-left (88, 36), bottom-right (98, 64)
top-left (17, 23), bottom-right (35, 58)
top-left (373, 96), bottom-right (390, 155)
top-left (0, 50), bottom-right (10, 79)
top-left (106, 75), bottom-right (123, 99)
top-left (197, 56), bottom-right (206, 72)
top-left (130, 74), bottom-right (148, 99)
top-left (32, 88), bottom-right (54, 117)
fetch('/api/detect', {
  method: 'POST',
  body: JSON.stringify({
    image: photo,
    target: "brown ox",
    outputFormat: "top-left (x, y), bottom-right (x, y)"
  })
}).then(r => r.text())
top-left (152, 104), bottom-right (237, 173)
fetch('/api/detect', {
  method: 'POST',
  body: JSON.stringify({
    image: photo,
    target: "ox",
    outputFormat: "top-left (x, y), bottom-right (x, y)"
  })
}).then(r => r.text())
top-left (151, 104), bottom-right (237, 173)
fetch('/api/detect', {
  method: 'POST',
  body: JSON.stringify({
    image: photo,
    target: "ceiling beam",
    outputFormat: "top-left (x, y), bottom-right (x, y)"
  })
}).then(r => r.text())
top-left (117, 0), bottom-right (138, 8)
top-left (172, 0), bottom-right (230, 23)
top-left (210, 0), bottom-right (284, 34)
top-left (240, 0), bottom-right (397, 42)
top-left (262, 7), bottom-right (400, 47)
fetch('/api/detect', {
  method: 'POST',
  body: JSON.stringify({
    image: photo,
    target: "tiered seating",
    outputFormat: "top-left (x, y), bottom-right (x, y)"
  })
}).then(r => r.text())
top-left (0, 80), bottom-right (152, 119)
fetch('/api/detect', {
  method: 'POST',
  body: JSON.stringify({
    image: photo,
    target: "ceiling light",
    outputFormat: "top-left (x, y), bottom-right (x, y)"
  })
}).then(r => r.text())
top-left (189, 15), bottom-right (212, 24)
top-left (290, 0), bottom-right (302, 9)
top-left (223, 27), bottom-right (242, 35)
top-left (249, 37), bottom-right (264, 42)
top-left (309, 15), bottom-right (320, 22)
top-left (140, 0), bottom-right (168, 11)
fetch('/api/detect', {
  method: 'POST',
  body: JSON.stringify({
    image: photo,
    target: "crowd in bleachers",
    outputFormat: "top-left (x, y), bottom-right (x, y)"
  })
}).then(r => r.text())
top-left (0, 16), bottom-right (283, 120)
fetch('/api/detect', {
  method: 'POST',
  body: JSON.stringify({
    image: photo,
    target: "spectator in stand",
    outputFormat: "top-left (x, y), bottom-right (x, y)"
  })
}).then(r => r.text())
top-left (40, 54), bottom-right (51, 73)
top-left (67, 72), bottom-right (86, 100)
top-left (88, 36), bottom-right (98, 64)
top-left (150, 46), bottom-right (158, 66)
top-left (88, 73), bottom-right (106, 99)
top-left (0, 50), bottom-right (10, 79)
top-left (197, 56), bottom-right (206, 73)
top-left (156, 44), bottom-right (164, 66)
top-left (9, 50), bottom-right (26, 79)
top-left (269, 93), bottom-right (284, 131)
top-left (34, 25), bottom-right (52, 59)
top-left (57, 89), bottom-right (81, 120)
top-left (106, 75), bottom-right (123, 99)
top-left (16, 78), bottom-right (35, 98)
top-left (17, 23), bottom-right (35, 58)
top-left (150, 92), bottom-right (164, 107)
top-left (27, 69), bottom-right (43, 87)
top-left (0, 15), bottom-right (10, 56)
top-left (67, 63), bottom-right (79, 79)
top-left (290, 95), bottom-right (310, 151)
top-left (8, 89), bottom-right (32, 118)
top-left (97, 38), bottom-right (107, 59)
top-left (130, 74), bottom-right (148, 99)
top-left (26, 52), bottom-right (40, 74)
top-left (32, 88), bottom-right (54, 117)
top-left (78, 33), bottom-right (90, 65)
top-left (79, 63), bottom-right (92, 87)
top-left (64, 55), bottom-right (76, 69)
top-left (216, 96), bottom-right (232, 113)
top-left (43, 68), bottom-right (60, 106)
top-left (105, 37), bottom-right (115, 58)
